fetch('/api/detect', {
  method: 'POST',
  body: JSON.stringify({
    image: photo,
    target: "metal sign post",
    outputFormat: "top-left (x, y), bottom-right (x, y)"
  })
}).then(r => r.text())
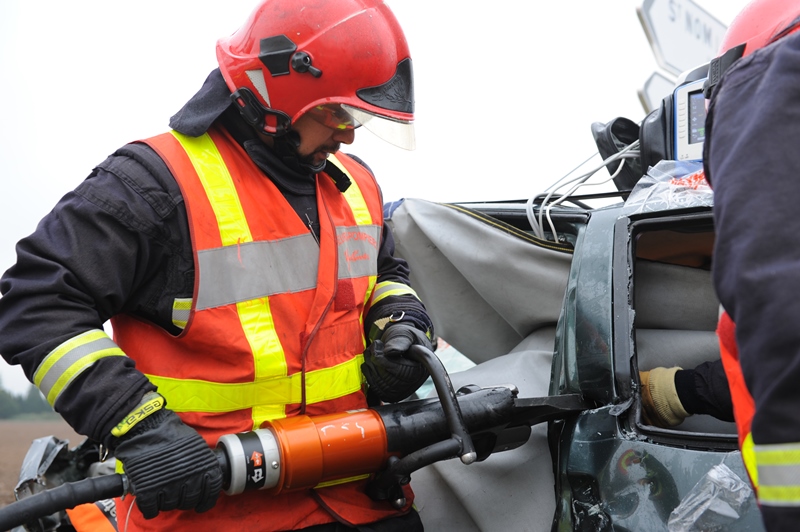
top-left (637, 0), bottom-right (727, 76)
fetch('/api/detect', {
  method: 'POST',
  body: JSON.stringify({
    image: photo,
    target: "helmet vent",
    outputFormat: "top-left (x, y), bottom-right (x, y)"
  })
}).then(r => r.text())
top-left (259, 35), bottom-right (297, 77)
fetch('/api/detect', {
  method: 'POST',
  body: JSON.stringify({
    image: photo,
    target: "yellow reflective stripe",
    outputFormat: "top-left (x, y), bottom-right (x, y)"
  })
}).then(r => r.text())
top-left (170, 131), bottom-right (253, 246)
top-left (360, 275), bottom-right (379, 343)
top-left (369, 281), bottom-right (419, 306)
top-left (755, 442), bottom-right (800, 465)
top-left (172, 298), bottom-right (192, 329)
top-left (328, 154), bottom-right (372, 226)
top-left (237, 297), bottom-right (287, 427)
top-left (366, 281), bottom-right (422, 342)
top-left (304, 354), bottom-right (366, 401)
top-left (364, 276), bottom-right (378, 307)
top-left (237, 299), bottom-right (286, 382)
top-left (252, 404), bottom-right (288, 428)
top-left (759, 486), bottom-right (800, 506)
top-left (172, 131), bottom-right (285, 427)
top-left (147, 354), bottom-right (364, 414)
top-left (34, 330), bottom-right (126, 406)
top-left (742, 432), bottom-right (758, 488)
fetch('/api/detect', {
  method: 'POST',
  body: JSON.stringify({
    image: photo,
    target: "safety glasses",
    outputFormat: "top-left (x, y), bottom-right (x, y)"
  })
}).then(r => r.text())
top-left (306, 104), bottom-right (362, 130)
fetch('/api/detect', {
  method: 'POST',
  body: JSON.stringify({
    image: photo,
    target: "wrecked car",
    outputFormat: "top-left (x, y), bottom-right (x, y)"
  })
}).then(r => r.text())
top-left (395, 65), bottom-right (763, 531)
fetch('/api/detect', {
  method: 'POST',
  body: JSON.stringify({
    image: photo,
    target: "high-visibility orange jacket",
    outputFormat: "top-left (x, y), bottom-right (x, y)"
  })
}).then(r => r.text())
top-left (717, 312), bottom-right (757, 486)
top-left (110, 127), bottom-right (414, 531)
top-left (66, 499), bottom-right (118, 532)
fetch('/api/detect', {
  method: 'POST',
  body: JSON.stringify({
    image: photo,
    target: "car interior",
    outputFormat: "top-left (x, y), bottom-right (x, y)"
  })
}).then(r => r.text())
top-left (632, 222), bottom-right (736, 436)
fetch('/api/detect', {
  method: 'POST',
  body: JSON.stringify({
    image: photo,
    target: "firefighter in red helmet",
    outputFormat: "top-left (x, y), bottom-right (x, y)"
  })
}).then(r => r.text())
top-left (0, 1), bottom-right (433, 530)
top-left (703, 0), bottom-right (800, 530)
top-left (216, 0), bottom-right (416, 151)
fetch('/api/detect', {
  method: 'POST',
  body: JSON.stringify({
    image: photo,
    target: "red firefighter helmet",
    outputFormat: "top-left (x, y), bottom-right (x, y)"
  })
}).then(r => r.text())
top-left (217, 0), bottom-right (415, 150)
top-left (720, 0), bottom-right (800, 56)
top-left (704, 0), bottom-right (800, 98)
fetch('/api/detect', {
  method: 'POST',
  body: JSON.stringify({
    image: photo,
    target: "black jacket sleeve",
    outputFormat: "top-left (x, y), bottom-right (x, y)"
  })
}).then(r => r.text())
top-left (0, 143), bottom-right (192, 441)
top-left (365, 223), bottom-right (433, 338)
top-left (675, 360), bottom-right (733, 422)
top-left (706, 33), bottom-right (800, 444)
top-left (705, 31), bottom-right (800, 529)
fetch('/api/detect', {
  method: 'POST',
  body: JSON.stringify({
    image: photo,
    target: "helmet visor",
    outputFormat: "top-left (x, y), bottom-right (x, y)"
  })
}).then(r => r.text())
top-left (343, 104), bottom-right (416, 151)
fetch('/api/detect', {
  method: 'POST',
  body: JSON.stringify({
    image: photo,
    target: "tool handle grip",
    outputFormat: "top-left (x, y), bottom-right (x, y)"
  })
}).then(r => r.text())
top-left (407, 344), bottom-right (476, 464)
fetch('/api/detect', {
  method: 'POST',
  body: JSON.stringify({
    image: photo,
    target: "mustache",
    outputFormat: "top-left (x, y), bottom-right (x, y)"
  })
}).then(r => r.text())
top-left (297, 143), bottom-right (341, 167)
top-left (318, 143), bottom-right (340, 154)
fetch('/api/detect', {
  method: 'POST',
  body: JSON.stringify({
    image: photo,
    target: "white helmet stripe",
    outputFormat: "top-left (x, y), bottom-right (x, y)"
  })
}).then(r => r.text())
top-left (246, 69), bottom-right (271, 106)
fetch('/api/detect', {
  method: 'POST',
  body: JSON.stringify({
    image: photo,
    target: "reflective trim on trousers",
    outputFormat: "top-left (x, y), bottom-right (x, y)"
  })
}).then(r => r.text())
top-left (755, 440), bottom-right (800, 506)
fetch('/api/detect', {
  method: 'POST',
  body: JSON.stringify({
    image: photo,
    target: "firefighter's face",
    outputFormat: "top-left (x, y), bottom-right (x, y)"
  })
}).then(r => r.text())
top-left (292, 113), bottom-right (356, 167)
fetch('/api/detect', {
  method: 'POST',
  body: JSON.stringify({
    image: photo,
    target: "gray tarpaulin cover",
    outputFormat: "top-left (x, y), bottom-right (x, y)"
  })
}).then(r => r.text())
top-left (385, 198), bottom-right (573, 531)
top-left (386, 198), bottom-right (573, 363)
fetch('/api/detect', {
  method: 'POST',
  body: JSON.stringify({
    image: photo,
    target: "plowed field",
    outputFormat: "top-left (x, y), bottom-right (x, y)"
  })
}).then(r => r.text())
top-left (0, 420), bottom-right (82, 507)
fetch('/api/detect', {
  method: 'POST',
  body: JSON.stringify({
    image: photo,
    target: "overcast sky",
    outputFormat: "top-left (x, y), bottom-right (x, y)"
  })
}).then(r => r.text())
top-left (0, 0), bottom-right (748, 395)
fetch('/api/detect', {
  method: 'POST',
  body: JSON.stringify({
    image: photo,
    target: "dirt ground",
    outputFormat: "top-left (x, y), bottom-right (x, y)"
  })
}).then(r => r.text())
top-left (0, 420), bottom-right (82, 508)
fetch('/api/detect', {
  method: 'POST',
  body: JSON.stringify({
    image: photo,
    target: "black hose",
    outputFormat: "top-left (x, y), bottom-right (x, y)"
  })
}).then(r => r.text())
top-left (0, 474), bottom-right (125, 531)
top-left (406, 344), bottom-right (476, 464)
top-left (364, 345), bottom-right (481, 504)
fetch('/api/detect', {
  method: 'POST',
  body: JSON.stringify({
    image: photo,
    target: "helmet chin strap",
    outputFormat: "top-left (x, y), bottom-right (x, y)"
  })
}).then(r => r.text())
top-left (270, 128), bottom-right (351, 192)
top-left (229, 88), bottom-right (327, 174)
top-left (271, 129), bottom-right (327, 174)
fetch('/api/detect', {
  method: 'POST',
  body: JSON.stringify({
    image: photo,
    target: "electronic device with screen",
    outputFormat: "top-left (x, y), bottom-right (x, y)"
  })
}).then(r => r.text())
top-left (673, 77), bottom-right (707, 162)
top-left (594, 63), bottom-right (710, 191)
top-left (637, 63), bottom-right (709, 175)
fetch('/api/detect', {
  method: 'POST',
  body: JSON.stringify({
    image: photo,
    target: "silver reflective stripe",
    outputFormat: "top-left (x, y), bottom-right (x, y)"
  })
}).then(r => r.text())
top-left (759, 463), bottom-right (800, 487)
top-left (336, 225), bottom-right (380, 279)
top-left (195, 226), bottom-right (380, 310)
top-left (196, 235), bottom-right (319, 310)
top-left (370, 281), bottom-right (419, 305)
top-left (35, 331), bottom-right (124, 405)
top-left (172, 298), bottom-right (192, 329)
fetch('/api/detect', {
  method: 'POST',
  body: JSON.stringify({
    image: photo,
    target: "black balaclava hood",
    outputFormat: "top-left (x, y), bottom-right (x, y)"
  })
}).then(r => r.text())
top-left (170, 68), bottom-right (325, 175)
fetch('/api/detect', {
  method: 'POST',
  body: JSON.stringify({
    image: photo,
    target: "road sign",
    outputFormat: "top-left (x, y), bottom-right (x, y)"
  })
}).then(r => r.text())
top-left (638, 71), bottom-right (676, 113)
top-left (637, 0), bottom-right (727, 76)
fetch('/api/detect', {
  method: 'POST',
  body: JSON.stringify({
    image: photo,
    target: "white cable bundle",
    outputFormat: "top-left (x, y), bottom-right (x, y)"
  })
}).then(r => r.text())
top-left (527, 140), bottom-right (641, 242)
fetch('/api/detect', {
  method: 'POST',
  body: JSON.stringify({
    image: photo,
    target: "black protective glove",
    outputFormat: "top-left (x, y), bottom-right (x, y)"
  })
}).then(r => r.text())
top-left (361, 324), bottom-right (432, 403)
top-left (112, 407), bottom-right (223, 519)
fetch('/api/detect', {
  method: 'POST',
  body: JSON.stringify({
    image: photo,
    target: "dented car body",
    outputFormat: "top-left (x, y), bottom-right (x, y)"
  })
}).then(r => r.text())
top-left (387, 191), bottom-right (764, 531)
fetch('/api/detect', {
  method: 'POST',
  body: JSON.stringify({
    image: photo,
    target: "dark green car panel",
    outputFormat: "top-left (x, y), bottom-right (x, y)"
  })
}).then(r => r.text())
top-left (548, 204), bottom-right (762, 531)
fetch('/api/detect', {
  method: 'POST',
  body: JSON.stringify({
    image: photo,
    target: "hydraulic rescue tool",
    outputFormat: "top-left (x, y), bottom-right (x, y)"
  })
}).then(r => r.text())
top-left (0, 346), bottom-right (589, 531)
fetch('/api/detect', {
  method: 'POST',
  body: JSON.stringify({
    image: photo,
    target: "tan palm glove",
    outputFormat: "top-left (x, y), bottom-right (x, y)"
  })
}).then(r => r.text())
top-left (640, 367), bottom-right (690, 427)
